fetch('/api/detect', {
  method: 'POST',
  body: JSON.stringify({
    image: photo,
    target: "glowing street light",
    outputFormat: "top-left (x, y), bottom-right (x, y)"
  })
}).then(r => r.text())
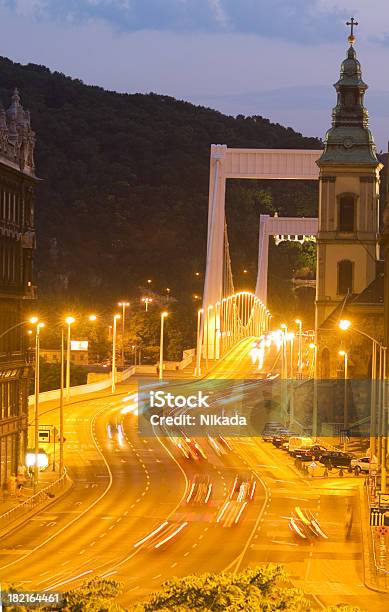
top-left (159, 312), bottom-right (168, 380)
top-left (339, 319), bottom-right (351, 331)
top-left (195, 308), bottom-right (204, 377)
top-left (142, 297), bottom-right (153, 312)
top-left (32, 319), bottom-right (45, 492)
top-left (112, 314), bottom-right (121, 392)
top-left (118, 301), bottom-right (130, 367)
top-left (65, 316), bottom-right (75, 401)
top-left (295, 318), bottom-right (303, 376)
top-left (88, 314), bottom-right (97, 321)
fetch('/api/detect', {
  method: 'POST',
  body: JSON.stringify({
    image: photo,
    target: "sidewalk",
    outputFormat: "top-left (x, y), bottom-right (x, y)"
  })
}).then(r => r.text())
top-left (0, 467), bottom-right (71, 538)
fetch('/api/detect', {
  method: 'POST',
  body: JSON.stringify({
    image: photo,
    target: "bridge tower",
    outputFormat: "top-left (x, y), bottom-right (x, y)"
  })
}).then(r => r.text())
top-left (315, 27), bottom-right (382, 329)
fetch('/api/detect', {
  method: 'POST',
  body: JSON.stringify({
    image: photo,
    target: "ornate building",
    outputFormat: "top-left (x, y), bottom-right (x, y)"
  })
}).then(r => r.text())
top-left (0, 88), bottom-right (37, 489)
top-left (315, 30), bottom-right (381, 331)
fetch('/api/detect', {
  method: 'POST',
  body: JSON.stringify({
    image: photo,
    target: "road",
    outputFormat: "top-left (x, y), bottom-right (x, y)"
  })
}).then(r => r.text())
top-left (0, 339), bottom-right (387, 611)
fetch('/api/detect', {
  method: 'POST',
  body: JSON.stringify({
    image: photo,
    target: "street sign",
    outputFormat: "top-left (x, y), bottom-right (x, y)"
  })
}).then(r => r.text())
top-left (340, 429), bottom-right (350, 443)
top-left (377, 525), bottom-right (388, 536)
top-left (38, 429), bottom-right (50, 443)
top-left (379, 493), bottom-right (389, 510)
top-left (370, 508), bottom-right (385, 526)
top-left (71, 340), bottom-right (88, 351)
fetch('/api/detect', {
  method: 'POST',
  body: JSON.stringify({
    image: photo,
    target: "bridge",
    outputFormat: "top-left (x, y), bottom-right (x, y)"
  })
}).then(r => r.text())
top-left (198, 145), bottom-right (321, 366)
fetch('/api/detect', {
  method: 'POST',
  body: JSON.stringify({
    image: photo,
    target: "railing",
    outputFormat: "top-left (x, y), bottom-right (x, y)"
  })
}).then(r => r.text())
top-left (365, 479), bottom-right (389, 591)
top-left (28, 365), bottom-right (136, 406)
top-left (202, 291), bottom-right (270, 361)
top-left (0, 470), bottom-right (68, 531)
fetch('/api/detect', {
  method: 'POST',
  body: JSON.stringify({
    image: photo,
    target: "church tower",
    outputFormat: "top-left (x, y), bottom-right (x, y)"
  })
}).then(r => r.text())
top-left (315, 22), bottom-right (382, 329)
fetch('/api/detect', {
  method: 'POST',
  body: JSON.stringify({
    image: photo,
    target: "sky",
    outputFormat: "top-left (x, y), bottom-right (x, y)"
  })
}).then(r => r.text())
top-left (1, 0), bottom-right (389, 148)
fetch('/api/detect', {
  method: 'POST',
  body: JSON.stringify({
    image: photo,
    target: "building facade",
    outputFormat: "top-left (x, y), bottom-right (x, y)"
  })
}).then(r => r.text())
top-left (0, 88), bottom-right (37, 489)
top-left (315, 33), bottom-right (382, 331)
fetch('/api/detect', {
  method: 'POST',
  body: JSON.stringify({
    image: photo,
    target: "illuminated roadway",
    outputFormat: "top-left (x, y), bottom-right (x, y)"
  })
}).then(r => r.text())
top-left (0, 339), bottom-right (387, 611)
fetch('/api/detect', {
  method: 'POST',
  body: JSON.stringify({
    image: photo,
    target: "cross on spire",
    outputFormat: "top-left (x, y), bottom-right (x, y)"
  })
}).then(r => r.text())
top-left (346, 17), bottom-right (358, 43)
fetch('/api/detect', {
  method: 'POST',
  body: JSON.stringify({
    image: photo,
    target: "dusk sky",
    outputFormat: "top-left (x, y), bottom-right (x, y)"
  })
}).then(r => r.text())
top-left (1, 0), bottom-right (389, 147)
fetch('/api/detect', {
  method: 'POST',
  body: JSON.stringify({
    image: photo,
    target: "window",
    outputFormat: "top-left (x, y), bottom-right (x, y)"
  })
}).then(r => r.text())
top-left (338, 260), bottom-right (353, 295)
top-left (339, 195), bottom-right (355, 232)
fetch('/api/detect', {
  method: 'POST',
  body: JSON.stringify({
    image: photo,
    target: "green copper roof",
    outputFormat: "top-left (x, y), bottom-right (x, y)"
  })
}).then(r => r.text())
top-left (318, 43), bottom-right (378, 166)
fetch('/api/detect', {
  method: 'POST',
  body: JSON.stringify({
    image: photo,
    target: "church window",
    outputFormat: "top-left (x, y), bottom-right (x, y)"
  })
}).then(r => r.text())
top-left (339, 195), bottom-right (355, 232)
top-left (337, 260), bottom-right (353, 295)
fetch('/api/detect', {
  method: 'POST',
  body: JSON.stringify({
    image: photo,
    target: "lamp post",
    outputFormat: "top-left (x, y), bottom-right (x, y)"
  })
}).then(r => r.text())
top-left (338, 319), bottom-right (384, 459)
top-left (32, 318), bottom-right (44, 492)
top-left (195, 308), bottom-right (204, 377)
top-left (112, 314), bottom-right (120, 393)
top-left (339, 350), bottom-right (348, 450)
top-left (60, 314), bottom-right (96, 475)
top-left (310, 342), bottom-right (318, 437)
top-left (118, 301), bottom-right (130, 367)
top-left (159, 312), bottom-right (168, 380)
top-left (295, 319), bottom-right (303, 377)
top-left (65, 316), bottom-right (75, 400)
top-left (142, 297), bottom-right (153, 312)
top-left (59, 326), bottom-right (64, 476)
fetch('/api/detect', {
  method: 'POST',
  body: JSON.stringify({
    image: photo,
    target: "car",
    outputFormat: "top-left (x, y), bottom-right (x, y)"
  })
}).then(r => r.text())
top-left (351, 456), bottom-right (377, 475)
top-left (288, 436), bottom-right (314, 455)
top-left (318, 451), bottom-right (353, 469)
top-left (229, 474), bottom-right (256, 502)
top-left (294, 445), bottom-right (327, 461)
top-left (262, 422), bottom-right (284, 441)
top-left (186, 475), bottom-right (213, 504)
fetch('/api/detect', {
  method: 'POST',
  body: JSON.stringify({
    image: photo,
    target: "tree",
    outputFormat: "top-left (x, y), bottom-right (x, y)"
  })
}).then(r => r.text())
top-left (130, 566), bottom-right (363, 612)
top-left (132, 565), bottom-right (310, 611)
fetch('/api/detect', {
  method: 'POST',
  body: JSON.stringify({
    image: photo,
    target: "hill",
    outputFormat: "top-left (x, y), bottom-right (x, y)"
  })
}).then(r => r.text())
top-left (0, 56), bottom-right (321, 311)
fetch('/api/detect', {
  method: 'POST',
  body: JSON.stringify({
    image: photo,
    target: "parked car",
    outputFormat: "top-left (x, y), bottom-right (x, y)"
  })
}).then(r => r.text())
top-left (318, 451), bottom-right (353, 469)
top-left (288, 436), bottom-right (314, 455)
top-left (294, 445), bottom-right (328, 461)
top-left (350, 456), bottom-right (377, 475)
top-left (262, 422), bottom-right (284, 442)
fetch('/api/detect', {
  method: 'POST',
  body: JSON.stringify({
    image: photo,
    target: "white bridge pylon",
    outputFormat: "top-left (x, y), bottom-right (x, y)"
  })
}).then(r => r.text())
top-left (201, 144), bottom-right (321, 361)
top-left (256, 214), bottom-right (318, 303)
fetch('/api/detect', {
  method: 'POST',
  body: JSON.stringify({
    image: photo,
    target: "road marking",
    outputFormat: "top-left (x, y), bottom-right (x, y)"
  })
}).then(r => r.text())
top-left (153, 574), bottom-right (162, 579)
top-left (0, 402), bottom-right (115, 573)
top-left (171, 562), bottom-right (178, 568)
top-left (44, 569), bottom-right (93, 591)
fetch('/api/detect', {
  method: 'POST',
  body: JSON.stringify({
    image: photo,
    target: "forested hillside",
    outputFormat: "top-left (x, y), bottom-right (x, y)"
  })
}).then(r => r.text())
top-left (0, 56), bottom-right (321, 315)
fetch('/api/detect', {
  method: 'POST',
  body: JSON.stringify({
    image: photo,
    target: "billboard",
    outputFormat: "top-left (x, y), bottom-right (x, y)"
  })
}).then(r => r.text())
top-left (70, 340), bottom-right (89, 351)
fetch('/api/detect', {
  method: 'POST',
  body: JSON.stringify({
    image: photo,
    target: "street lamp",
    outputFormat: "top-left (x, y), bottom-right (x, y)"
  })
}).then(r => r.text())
top-left (112, 314), bottom-right (121, 393)
top-left (142, 297), bottom-right (153, 312)
top-left (65, 316), bottom-right (75, 400)
top-left (338, 318), bottom-right (385, 484)
top-left (59, 314), bottom-right (97, 475)
top-left (32, 319), bottom-right (44, 492)
top-left (118, 301), bottom-right (130, 367)
top-left (280, 324), bottom-right (288, 379)
top-left (195, 308), bottom-right (204, 377)
top-left (309, 342), bottom-right (318, 436)
top-left (295, 319), bottom-right (303, 377)
top-left (339, 350), bottom-right (348, 450)
top-left (159, 312), bottom-right (168, 380)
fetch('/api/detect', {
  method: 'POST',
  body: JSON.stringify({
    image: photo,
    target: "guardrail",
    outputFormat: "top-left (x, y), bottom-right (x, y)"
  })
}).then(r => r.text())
top-left (28, 366), bottom-right (136, 406)
top-left (0, 470), bottom-right (68, 531)
top-left (366, 483), bottom-right (389, 583)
